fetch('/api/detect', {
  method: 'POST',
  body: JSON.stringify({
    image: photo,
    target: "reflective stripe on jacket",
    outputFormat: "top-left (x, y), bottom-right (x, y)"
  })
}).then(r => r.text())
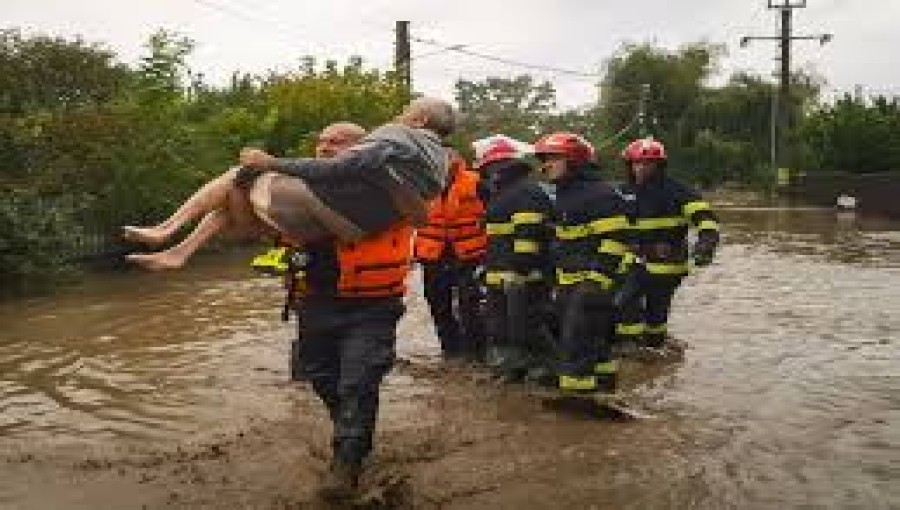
top-left (552, 169), bottom-right (632, 288)
top-left (483, 177), bottom-right (554, 288)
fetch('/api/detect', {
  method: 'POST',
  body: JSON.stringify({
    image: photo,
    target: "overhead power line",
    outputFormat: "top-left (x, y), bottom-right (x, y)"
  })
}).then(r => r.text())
top-left (409, 35), bottom-right (601, 78)
top-left (187, 0), bottom-right (307, 47)
top-left (186, 0), bottom-right (393, 68)
top-left (180, 3), bottom-right (601, 85)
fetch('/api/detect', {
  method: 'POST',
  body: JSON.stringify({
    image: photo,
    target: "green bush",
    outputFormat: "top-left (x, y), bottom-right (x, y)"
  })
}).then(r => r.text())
top-left (0, 190), bottom-right (83, 296)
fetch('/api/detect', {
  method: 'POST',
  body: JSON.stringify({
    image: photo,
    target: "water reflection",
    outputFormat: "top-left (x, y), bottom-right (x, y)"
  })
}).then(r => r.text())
top-left (0, 251), bottom-right (295, 440)
top-left (665, 206), bottom-right (900, 509)
top-left (719, 207), bottom-right (900, 265)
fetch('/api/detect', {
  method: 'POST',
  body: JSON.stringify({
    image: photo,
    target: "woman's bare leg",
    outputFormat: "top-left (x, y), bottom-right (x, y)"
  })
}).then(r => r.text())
top-left (125, 210), bottom-right (228, 270)
top-left (121, 168), bottom-right (241, 246)
top-left (125, 182), bottom-right (277, 271)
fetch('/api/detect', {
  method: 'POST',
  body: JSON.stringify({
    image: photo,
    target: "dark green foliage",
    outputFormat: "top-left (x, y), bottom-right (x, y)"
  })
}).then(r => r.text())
top-left (801, 94), bottom-right (900, 174)
top-left (0, 190), bottom-right (83, 296)
top-left (0, 29), bottom-right (407, 296)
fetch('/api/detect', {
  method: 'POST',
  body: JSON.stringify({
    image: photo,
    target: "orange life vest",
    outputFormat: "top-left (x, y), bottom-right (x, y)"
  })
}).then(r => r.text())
top-left (414, 156), bottom-right (487, 262)
top-left (333, 222), bottom-right (414, 298)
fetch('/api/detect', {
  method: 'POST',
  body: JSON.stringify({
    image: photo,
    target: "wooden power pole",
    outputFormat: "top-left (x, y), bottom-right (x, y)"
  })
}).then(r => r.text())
top-left (740, 1), bottom-right (832, 170)
top-left (394, 21), bottom-right (412, 99)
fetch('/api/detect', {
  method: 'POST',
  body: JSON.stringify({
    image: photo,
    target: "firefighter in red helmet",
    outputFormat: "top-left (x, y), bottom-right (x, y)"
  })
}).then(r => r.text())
top-left (535, 132), bottom-right (633, 395)
top-left (617, 137), bottom-right (720, 349)
top-left (476, 136), bottom-right (555, 382)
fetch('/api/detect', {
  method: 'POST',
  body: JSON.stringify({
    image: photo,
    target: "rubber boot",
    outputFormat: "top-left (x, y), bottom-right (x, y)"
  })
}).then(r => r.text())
top-left (595, 372), bottom-right (618, 394)
top-left (497, 346), bottom-right (530, 383)
top-left (594, 360), bottom-right (618, 394)
top-left (319, 460), bottom-right (361, 502)
top-left (644, 332), bottom-right (665, 349)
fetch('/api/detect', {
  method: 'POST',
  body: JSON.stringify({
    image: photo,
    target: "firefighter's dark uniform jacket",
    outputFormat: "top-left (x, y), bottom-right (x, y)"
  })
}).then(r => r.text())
top-left (551, 164), bottom-right (632, 393)
top-left (619, 172), bottom-right (719, 278)
top-left (551, 166), bottom-right (633, 291)
top-left (481, 160), bottom-right (554, 377)
top-left (299, 222), bottom-right (413, 467)
top-left (616, 170), bottom-right (720, 342)
top-left (483, 161), bottom-right (554, 288)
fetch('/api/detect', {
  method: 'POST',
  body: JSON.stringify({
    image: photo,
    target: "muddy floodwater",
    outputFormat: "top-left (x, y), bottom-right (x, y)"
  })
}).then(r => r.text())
top-left (1, 205), bottom-right (898, 509)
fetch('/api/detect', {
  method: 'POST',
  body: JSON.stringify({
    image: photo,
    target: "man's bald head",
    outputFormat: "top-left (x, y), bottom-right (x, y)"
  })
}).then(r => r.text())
top-left (315, 122), bottom-right (367, 159)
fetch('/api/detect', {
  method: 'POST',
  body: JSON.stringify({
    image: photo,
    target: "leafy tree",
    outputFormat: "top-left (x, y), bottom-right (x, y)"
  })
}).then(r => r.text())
top-left (454, 75), bottom-right (557, 142)
top-left (800, 94), bottom-right (900, 173)
top-left (0, 29), bottom-right (133, 182)
top-left (0, 28), bottom-right (131, 115)
top-left (599, 42), bottom-right (724, 138)
top-left (133, 29), bottom-right (195, 106)
top-left (262, 56), bottom-right (407, 156)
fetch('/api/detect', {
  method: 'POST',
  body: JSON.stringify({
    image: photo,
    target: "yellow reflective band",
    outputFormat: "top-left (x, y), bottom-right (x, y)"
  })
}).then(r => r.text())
top-left (485, 270), bottom-right (544, 286)
top-left (616, 323), bottom-right (645, 336)
top-left (589, 215), bottom-right (629, 234)
top-left (559, 375), bottom-right (597, 391)
top-left (682, 200), bottom-right (712, 218)
top-left (250, 247), bottom-right (288, 274)
top-left (556, 224), bottom-right (590, 240)
top-left (511, 211), bottom-right (544, 225)
top-left (594, 361), bottom-right (618, 375)
top-left (556, 216), bottom-right (630, 240)
top-left (634, 217), bottom-right (689, 230)
top-left (582, 271), bottom-right (614, 287)
top-left (697, 219), bottom-right (720, 232)
top-left (645, 262), bottom-right (689, 275)
top-left (555, 269), bottom-right (614, 288)
top-left (645, 324), bottom-right (668, 335)
top-left (598, 239), bottom-right (630, 257)
top-left (488, 212), bottom-right (545, 236)
top-left (617, 251), bottom-right (637, 274)
top-left (486, 222), bottom-right (514, 236)
top-left (513, 239), bottom-right (540, 254)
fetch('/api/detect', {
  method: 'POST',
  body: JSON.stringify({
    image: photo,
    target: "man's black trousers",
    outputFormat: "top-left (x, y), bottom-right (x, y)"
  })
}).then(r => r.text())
top-left (299, 296), bottom-right (404, 466)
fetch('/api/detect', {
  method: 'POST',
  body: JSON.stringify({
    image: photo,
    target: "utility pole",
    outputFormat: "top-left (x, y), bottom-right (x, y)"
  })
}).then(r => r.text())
top-left (394, 21), bottom-right (412, 100)
top-left (740, 1), bottom-right (832, 170)
top-left (638, 83), bottom-right (651, 137)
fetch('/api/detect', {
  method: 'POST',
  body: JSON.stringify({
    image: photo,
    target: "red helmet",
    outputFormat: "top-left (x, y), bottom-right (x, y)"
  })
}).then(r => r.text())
top-left (622, 137), bottom-right (667, 161)
top-left (533, 132), bottom-right (595, 165)
top-left (472, 135), bottom-right (532, 169)
top-left (474, 138), bottom-right (520, 169)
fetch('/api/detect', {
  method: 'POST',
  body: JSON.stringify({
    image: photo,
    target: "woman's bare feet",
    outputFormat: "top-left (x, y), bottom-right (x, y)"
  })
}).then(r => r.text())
top-left (120, 226), bottom-right (172, 247)
top-left (125, 251), bottom-right (186, 271)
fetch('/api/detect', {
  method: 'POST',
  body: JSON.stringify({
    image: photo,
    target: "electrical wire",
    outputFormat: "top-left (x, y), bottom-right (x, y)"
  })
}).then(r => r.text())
top-left (409, 35), bottom-right (601, 78)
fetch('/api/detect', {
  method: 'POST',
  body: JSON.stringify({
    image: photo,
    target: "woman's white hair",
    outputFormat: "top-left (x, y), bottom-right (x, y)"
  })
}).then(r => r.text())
top-left (406, 97), bottom-right (456, 138)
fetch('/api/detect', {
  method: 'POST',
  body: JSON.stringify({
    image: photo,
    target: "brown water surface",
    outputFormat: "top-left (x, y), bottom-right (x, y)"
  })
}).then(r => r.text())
top-left (0, 207), bottom-right (898, 509)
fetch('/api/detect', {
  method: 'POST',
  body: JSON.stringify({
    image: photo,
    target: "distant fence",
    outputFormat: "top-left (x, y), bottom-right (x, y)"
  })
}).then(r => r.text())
top-left (29, 195), bottom-right (124, 265)
top-left (783, 172), bottom-right (900, 218)
top-left (69, 230), bottom-right (122, 264)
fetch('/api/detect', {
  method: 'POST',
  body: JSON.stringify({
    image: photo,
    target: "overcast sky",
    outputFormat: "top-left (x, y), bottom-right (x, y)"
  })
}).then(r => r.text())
top-left (4, 0), bottom-right (899, 109)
